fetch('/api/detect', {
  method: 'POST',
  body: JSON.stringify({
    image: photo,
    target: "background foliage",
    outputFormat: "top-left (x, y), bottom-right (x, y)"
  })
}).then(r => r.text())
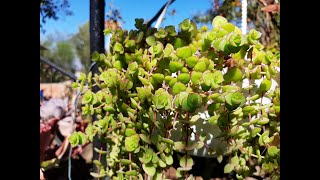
top-left (192, 0), bottom-right (280, 52)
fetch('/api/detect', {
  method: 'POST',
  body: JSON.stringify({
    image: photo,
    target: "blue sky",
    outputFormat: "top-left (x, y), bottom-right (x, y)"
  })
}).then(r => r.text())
top-left (40, 0), bottom-right (212, 39)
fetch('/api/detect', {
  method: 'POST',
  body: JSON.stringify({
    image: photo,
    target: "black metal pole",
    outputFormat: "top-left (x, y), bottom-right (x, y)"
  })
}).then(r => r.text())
top-left (90, 0), bottom-right (105, 177)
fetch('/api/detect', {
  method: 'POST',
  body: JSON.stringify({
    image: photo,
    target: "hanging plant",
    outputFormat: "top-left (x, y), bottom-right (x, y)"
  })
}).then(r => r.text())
top-left (70, 16), bottom-right (280, 180)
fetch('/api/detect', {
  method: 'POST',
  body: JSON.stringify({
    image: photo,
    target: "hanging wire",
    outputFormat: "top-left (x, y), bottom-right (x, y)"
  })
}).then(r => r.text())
top-left (68, 90), bottom-right (82, 180)
top-left (67, 54), bottom-right (97, 180)
top-left (241, 0), bottom-right (248, 34)
top-left (154, 0), bottom-right (173, 28)
top-left (146, 0), bottom-right (176, 27)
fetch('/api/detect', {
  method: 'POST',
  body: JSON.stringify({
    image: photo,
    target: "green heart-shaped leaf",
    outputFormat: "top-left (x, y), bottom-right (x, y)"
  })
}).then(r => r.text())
top-left (225, 92), bottom-right (245, 110)
top-left (203, 72), bottom-right (215, 86)
top-left (260, 79), bottom-right (272, 92)
top-left (187, 93), bottom-right (202, 109)
top-left (142, 163), bottom-right (156, 177)
top-left (114, 42), bottom-right (124, 54)
top-left (169, 61), bottom-right (184, 73)
top-left (179, 155), bottom-right (193, 168)
top-left (231, 155), bottom-right (239, 165)
top-left (212, 16), bottom-right (228, 28)
top-left (139, 134), bottom-right (151, 144)
top-left (146, 36), bottom-right (156, 46)
top-left (139, 148), bottom-right (153, 164)
top-left (177, 73), bottom-right (190, 84)
top-left (186, 56), bottom-right (199, 68)
top-left (213, 71), bottom-right (224, 84)
top-left (221, 22), bottom-right (235, 33)
top-left (224, 163), bottom-right (234, 174)
top-left (208, 115), bottom-right (220, 125)
top-left (173, 38), bottom-right (186, 49)
top-left (82, 90), bottom-right (93, 104)
top-left (267, 146), bottom-right (280, 158)
top-left (165, 25), bottom-right (177, 36)
top-left (224, 67), bottom-right (243, 82)
top-left (174, 141), bottom-right (186, 150)
top-left (191, 71), bottom-right (202, 84)
top-left (177, 46), bottom-right (192, 59)
top-left (179, 19), bottom-right (193, 31)
top-left (172, 82), bottom-right (187, 95)
top-left (217, 155), bottom-right (223, 163)
top-left (152, 73), bottom-right (165, 84)
top-left (165, 154), bottom-right (173, 165)
top-left (125, 128), bottom-right (136, 137)
top-left (125, 134), bottom-right (140, 152)
top-left (194, 62), bottom-right (207, 72)
top-left (257, 117), bottom-right (270, 125)
top-left (164, 44), bottom-right (174, 56)
top-left (154, 28), bottom-right (167, 39)
top-left (153, 88), bottom-right (172, 109)
top-left (69, 132), bottom-right (79, 147)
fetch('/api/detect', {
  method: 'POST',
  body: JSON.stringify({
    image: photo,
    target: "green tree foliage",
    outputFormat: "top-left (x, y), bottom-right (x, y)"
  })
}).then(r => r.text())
top-left (52, 41), bottom-right (76, 71)
top-left (70, 16), bottom-right (280, 179)
top-left (40, 34), bottom-right (76, 82)
top-left (40, 0), bottom-right (73, 32)
top-left (70, 22), bottom-right (90, 72)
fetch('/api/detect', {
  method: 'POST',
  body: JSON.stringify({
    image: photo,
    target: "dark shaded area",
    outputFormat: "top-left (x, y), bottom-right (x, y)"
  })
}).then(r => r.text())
top-left (172, 152), bottom-right (232, 179)
top-left (44, 157), bottom-right (92, 180)
top-left (172, 152), bottom-right (263, 179)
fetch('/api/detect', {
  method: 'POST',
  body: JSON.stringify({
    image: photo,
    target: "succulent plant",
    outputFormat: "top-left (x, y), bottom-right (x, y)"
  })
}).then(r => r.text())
top-left (70, 16), bottom-right (280, 180)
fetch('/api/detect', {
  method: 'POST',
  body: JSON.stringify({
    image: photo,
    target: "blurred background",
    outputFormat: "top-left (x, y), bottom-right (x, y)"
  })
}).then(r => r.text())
top-left (40, 0), bottom-right (279, 179)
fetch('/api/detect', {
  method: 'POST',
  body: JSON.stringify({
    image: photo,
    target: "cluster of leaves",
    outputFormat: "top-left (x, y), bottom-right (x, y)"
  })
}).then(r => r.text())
top-left (192, 0), bottom-right (280, 51)
top-left (70, 16), bottom-right (280, 179)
